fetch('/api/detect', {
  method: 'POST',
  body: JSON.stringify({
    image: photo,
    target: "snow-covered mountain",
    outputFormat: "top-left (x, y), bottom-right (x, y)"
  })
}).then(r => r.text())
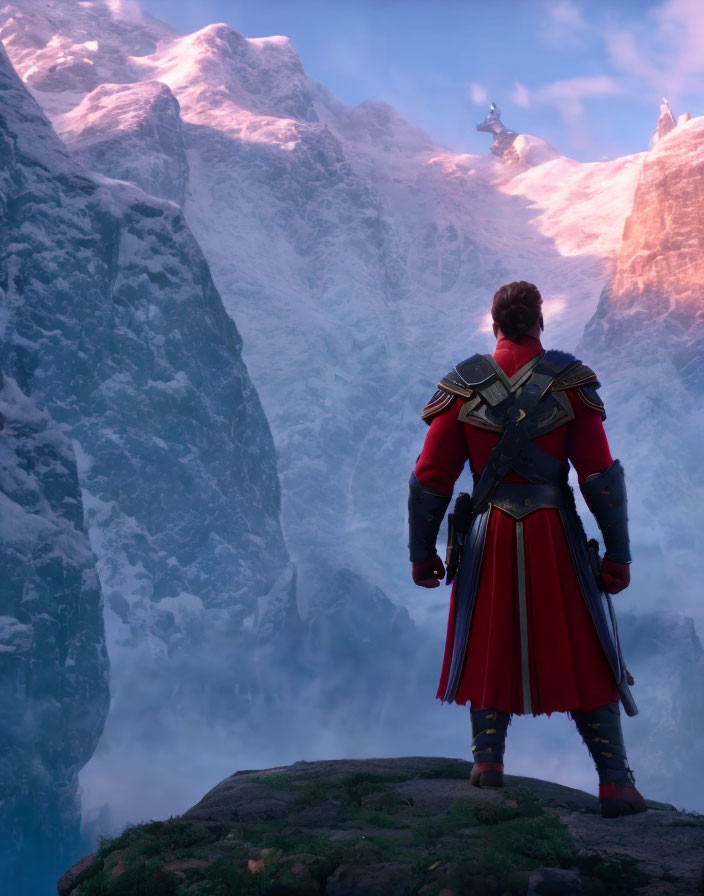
top-left (2, 0), bottom-right (704, 862)
top-left (1, 0), bottom-right (646, 628)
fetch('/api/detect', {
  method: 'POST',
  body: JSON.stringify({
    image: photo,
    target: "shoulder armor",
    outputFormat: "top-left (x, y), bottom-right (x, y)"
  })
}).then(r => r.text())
top-left (551, 354), bottom-right (599, 391)
top-left (452, 348), bottom-right (582, 434)
top-left (543, 350), bottom-right (604, 417)
top-left (439, 354), bottom-right (496, 399)
top-left (421, 388), bottom-right (457, 425)
top-left (576, 383), bottom-right (606, 420)
top-left (422, 353), bottom-right (495, 424)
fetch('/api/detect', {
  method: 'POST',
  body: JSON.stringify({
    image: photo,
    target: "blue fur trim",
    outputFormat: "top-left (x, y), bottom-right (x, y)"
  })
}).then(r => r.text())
top-left (544, 348), bottom-right (578, 367)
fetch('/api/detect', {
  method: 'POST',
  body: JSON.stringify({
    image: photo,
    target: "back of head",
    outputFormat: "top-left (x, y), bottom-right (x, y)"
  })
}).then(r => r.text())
top-left (491, 281), bottom-right (543, 340)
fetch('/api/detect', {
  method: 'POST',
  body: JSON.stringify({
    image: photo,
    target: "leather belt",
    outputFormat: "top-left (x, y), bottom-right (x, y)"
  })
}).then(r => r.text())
top-left (488, 482), bottom-right (573, 519)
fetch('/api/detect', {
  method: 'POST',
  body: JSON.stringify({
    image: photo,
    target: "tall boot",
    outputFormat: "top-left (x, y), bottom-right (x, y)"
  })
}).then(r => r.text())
top-left (570, 701), bottom-right (648, 818)
top-left (469, 707), bottom-right (510, 787)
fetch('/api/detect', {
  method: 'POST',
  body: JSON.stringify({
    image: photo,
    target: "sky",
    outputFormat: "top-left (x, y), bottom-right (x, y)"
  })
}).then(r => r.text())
top-left (137, 0), bottom-right (704, 162)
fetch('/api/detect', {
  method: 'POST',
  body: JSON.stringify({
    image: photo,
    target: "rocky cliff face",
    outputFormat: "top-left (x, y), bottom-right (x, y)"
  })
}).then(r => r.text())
top-left (580, 117), bottom-right (704, 617)
top-left (0, 45), bottom-right (110, 894)
top-left (610, 117), bottom-right (704, 336)
top-left (576, 119), bottom-right (704, 814)
top-left (1, 3), bottom-right (449, 850)
top-left (0, 32), bottom-right (297, 887)
top-left (0, 367), bottom-right (109, 894)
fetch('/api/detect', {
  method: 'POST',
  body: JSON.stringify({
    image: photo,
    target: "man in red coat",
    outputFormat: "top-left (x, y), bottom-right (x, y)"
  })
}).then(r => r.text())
top-left (408, 281), bottom-right (647, 819)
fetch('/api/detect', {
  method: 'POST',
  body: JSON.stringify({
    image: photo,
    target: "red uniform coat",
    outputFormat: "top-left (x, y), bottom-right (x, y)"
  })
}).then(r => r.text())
top-left (415, 336), bottom-right (619, 716)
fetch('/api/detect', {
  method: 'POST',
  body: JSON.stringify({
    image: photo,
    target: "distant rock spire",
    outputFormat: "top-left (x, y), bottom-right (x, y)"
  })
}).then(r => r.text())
top-left (476, 102), bottom-right (520, 162)
top-left (650, 97), bottom-right (676, 148)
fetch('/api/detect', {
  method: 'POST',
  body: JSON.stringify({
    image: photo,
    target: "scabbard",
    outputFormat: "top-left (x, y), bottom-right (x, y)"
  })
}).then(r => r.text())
top-left (442, 507), bottom-right (491, 703)
top-left (445, 492), bottom-right (474, 585)
top-left (561, 512), bottom-right (638, 717)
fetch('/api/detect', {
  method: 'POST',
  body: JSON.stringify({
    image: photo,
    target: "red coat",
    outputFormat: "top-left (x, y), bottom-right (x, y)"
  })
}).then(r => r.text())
top-left (415, 336), bottom-right (619, 716)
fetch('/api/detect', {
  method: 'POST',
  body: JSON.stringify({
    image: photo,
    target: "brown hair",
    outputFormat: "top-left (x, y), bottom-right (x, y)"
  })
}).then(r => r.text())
top-left (491, 281), bottom-right (543, 341)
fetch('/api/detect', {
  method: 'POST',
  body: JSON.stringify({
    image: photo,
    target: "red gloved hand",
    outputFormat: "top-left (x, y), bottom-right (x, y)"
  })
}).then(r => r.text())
top-left (600, 558), bottom-right (631, 594)
top-left (412, 554), bottom-right (446, 588)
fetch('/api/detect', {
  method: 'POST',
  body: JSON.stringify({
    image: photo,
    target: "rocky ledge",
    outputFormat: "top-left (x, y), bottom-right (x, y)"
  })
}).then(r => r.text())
top-left (58, 757), bottom-right (703, 895)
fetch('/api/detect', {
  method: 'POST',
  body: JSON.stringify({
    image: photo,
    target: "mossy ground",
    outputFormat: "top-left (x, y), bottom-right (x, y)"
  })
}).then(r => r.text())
top-left (68, 768), bottom-right (652, 896)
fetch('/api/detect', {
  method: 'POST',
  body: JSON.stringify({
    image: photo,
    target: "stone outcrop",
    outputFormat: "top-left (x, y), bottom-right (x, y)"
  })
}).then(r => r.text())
top-left (650, 98), bottom-right (676, 149)
top-left (58, 756), bottom-right (704, 895)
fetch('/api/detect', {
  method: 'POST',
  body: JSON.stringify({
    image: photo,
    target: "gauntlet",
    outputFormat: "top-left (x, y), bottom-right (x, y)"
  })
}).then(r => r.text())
top-left (408, 472), bottom-right (451, 562)
top-left (581, 460), bottom-right (631, 563)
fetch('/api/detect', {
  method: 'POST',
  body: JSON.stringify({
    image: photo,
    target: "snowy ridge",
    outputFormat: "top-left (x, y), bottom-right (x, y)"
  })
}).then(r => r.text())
top-left (0, 0), bottom-right (173, 92)
top-left (56, 79), bottom-right (188, 204)
top-left (148, 23), bottom-right (317, 124)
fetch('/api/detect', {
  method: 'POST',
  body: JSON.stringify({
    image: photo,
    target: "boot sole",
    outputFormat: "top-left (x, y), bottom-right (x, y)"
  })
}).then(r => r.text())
top-left (600, 799), bottom-right (648, 819)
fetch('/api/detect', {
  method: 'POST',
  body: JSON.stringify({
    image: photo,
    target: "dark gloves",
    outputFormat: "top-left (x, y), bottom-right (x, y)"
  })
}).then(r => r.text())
top-left (600, 558), bottom-right (631, 594)
top-left (412, 554), bottom-right (446, 588)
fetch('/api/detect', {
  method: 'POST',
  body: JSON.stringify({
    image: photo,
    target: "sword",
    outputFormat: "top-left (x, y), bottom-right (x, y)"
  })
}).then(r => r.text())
top-left (445, 491), bottom-right (474, 584)
top-left (586, 538), bottom-right (638, 716)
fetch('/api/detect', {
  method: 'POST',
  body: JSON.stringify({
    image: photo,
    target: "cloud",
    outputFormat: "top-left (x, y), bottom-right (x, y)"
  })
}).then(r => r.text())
top-left (535, 0), bottom-right (704, 113)
top-left (467, 82), bottom-right (488, 106)
top-left (512, 75), bottom-right (621, 119)
top-left (537, 75), bottom-right (621, 109)
top-left (510, 75), bottom-right (624, 155)
top-left (603, 0), bottom-right (704, 105)
top-left (539, 0), bottom-right (590, 48)
top-left (603, 29), bottom-right (663, 94)
top-left (512, 81), bottom-right (532, 109)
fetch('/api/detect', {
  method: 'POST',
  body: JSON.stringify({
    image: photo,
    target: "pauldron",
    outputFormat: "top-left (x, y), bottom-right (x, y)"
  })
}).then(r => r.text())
top-left (421, 350), bottom-right (605, 430)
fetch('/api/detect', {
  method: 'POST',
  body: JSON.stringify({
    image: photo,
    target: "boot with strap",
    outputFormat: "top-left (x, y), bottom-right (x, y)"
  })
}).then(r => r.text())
top-left (570, 701), bottom-right (648, 818)
top-left (469, 707), bottom-right (510, 787)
